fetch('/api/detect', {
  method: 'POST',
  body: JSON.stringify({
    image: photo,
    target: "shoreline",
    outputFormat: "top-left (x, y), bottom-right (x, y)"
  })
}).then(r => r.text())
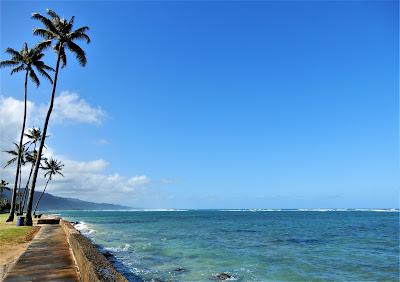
top-left (60, 219), bottom-right (128, 281)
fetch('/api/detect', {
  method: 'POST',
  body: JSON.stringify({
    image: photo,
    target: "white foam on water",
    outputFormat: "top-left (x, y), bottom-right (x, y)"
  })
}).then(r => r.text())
top-left (104, 243), bottom-right (131, 252)
top-left (220, 208), bottom-right (399, 212)
top-left (75, 221), bottom-right (96, 236)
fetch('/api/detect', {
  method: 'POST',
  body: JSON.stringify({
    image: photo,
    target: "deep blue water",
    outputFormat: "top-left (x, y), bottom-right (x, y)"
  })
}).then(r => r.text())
top-left (55, 210), bottom-right (399, 281)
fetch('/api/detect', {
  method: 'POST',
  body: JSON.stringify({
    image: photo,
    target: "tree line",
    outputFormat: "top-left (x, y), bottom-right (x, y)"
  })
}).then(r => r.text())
top-left (0, 9), bottom-right (90, 225)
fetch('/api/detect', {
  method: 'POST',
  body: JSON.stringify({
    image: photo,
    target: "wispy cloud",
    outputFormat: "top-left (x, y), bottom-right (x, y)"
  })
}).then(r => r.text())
top-left (94, 138), bottom-right (110, 145)
top-left (49, 91), bottom-right (106, 125)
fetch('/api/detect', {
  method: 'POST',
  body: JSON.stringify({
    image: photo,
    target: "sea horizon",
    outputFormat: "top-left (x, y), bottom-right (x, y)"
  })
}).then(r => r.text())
top-left (47, 208), bottom-right (400, 212)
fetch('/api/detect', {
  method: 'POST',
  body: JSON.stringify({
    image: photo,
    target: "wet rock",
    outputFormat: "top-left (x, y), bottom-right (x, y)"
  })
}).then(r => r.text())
top-left (174, 267), bottom-right (185, 272)
top-left (101, 251), bottom-right (114, 259)
top-left (215, 272), bottom-right (232, 280)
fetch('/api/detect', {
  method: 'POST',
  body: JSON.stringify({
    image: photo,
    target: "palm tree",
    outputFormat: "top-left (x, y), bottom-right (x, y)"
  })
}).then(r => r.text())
top-left (24, 127), bottom-right (45, 147)
top-left (3, 143), bottom-right (29, 168)
top-left (19, 128), bottom-right (46, 214)
top-left (26, 9), bottom-right (90, 226)
top-left (33, 158), bottom-right (64, 215)
top-left (0, 180), bottom-right (11, 212)
top-left (3, 143), bottom-right (29, 215)
top-left (0, 180), bottom-right (10, 199)
top-left (0, 43), bottom-right (54, 222)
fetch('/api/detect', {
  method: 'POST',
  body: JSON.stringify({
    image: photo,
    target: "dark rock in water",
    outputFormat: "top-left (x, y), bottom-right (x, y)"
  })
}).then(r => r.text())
top-left (216, 272), bottom-right (232, 280)
top-left (101, 251), bottom-right (114, 259)
top-left (174, 267), bottom-right (185, 272)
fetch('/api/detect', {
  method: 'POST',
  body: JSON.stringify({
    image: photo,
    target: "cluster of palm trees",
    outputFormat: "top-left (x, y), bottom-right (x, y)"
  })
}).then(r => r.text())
top-left (0, 9), bottom-right (90, 225)
top-left (2, 128), bottom-right (64, 216)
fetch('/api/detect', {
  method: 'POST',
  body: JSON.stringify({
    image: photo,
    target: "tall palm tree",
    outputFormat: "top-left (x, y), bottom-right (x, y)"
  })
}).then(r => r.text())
top-left (19, 128), bottom-right (45, 214)
top-left (0, 44), bottom-right (54, 222)
top-left (26, 9), bottom-right (90, 226)
top-left (33, 158), bottom-right (63, 215)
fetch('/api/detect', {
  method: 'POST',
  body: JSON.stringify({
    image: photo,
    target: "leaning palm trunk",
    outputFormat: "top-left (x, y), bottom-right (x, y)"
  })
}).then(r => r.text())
top-left (6, 70), bottom-right (28, 222)
top-left (33, 177), bottom-right (50, 215)
top-left (25, 49), bottom-right (61, 226)
top-left (20, 142), bottom-right (38, 214)
top-left (20, 159), bottom-right (35, 214)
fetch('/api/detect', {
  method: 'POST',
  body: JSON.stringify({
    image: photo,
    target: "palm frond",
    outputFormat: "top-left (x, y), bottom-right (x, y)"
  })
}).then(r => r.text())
top-left (4, 158), bottom-right (17, 168)
top-left (29, 69), bottom-right (40, 87)
top-left (70, 32), bottom-right (91, 44)
top-left (0, 60), bottom-right (19, 68)
top-left (3, 150), bottom-right (18, 156)
top-left (10, 65), bottom-right (25, 75)
top-left (73, 26), bottom-right (89, 34)
top-left (66, 41), bottom-right (86, 66)
top-left (32, 13), bottom-right (57, 34)
top-left (35, 39), bottom-right (53, 51)
top-left (68, 16), bottom-right (75, 27)
top-left (33, 28), bottom-right (56, 40)
top-left (35, 61), bottom-right (55, 72)
top-left (5, 48), bottom-right (23, 61)
top-left (35, 65), bottom-right (53, 83)
top-left (46, 9), bottom-right (60, 21)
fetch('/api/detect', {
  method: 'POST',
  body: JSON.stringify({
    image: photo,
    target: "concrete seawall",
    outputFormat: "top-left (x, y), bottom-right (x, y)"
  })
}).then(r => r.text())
top-left (60, 219), bottom-right (127, 282)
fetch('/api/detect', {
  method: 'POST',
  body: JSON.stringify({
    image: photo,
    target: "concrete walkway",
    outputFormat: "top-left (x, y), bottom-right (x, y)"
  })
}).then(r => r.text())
top-left (4, 225), bottom-right (79, 282)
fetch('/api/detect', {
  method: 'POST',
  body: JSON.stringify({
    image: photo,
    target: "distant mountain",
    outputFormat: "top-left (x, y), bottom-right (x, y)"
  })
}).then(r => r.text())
top-left (3, 189), bottom-right (131, 210)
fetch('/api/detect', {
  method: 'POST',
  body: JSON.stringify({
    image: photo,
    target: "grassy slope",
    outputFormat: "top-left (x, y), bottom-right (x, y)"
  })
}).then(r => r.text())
top-left (0, 214), bottom-right (37, 245)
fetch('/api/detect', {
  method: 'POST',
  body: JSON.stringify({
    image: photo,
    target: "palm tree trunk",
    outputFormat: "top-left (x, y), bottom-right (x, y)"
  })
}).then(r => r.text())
top-left (33, 177), bottom-right (50, 215)
top-left (20, 142), bottom-right (37, 214)
top-left (21, 160), bottom-right (35, 214)
top-left (25, 47), bottom-right (62, 226)
top-left (17, 164), bottom-right (22, 215)
top-left (6, 70), bottom-right (28, 222)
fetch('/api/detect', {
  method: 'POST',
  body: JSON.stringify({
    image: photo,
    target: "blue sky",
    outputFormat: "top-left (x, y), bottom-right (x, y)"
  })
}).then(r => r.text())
top-left (0, 0), bottom-right (398, 208)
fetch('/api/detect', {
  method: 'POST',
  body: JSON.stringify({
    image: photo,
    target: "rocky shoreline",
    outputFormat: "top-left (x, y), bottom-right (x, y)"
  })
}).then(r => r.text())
top-left (61, 219), bottom-right (128, 282)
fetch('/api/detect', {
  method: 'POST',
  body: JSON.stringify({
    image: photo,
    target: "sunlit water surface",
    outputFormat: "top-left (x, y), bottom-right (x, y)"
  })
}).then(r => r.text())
top-left (55, 210), bottom-right (399, 281)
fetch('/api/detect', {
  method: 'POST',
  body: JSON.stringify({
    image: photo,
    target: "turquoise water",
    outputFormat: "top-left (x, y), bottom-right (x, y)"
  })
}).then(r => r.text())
top-left (57, 210), bottom-right (399, 281)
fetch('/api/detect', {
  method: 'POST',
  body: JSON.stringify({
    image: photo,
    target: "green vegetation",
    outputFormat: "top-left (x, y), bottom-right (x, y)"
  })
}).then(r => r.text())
top-left (0, 214), bottom-right (34, 245)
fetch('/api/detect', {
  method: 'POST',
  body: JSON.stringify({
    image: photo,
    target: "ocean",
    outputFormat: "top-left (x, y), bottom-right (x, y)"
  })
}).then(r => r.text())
top-left (56, 210), bottom-right (399, 281)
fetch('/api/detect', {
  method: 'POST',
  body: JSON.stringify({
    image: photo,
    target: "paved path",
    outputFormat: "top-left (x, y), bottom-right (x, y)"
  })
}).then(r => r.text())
top-left (4, 225), bottom-right (79, 282)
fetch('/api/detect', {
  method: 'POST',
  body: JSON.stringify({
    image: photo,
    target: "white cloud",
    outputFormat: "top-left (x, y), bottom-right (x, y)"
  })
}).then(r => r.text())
top-left (94, 139), bottom-right (110, 145)
top-left (46, 157), bottom-right (153, 204)
top-left (0, 153), bottom-right (153, 205)
top-left (62, 159), bottom-right (109, 173)
top-left (0, 96), bottom-right (42, 148)
top-left (50, 91), bottom-right (106, 125)
top-left (0, 94), bottom-right (164, 207)
top-left (0, 92), bottom-right (106, 146)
